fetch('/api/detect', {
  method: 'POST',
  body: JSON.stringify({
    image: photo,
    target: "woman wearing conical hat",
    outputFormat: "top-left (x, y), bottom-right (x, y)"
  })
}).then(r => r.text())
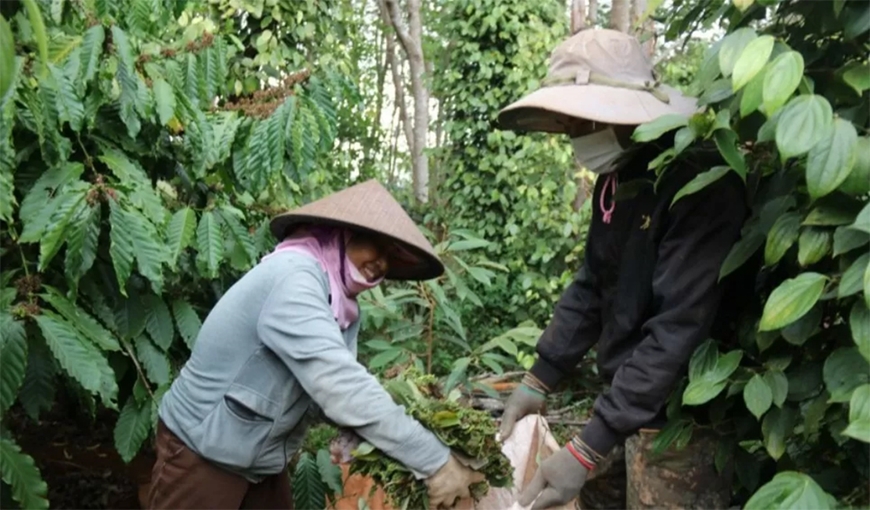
top-left (148, 180), bottom-right (484, 509)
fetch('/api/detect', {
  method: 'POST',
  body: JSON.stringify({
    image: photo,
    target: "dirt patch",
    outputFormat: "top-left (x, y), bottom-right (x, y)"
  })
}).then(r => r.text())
top-left (5, 405), bottom-right (151, 509)
top-left (39, 469), bottom-right (139, 509)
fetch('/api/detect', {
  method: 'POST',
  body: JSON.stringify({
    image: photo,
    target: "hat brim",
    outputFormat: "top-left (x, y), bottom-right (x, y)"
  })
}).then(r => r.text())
top-left (496, 84), bottom-right (699, 134)
top-left (269, 214), bottom-right (444, 281)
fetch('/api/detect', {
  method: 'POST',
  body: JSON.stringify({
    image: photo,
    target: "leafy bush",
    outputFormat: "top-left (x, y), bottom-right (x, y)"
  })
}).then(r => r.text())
top-left (292, 450), bottom-right (343, 510)
top-left (0, 0), bottom-right (346, 506)
top-left (359, 229), bottom-right (542, 388)
top-left (644, 0), bottom-right (869, 506)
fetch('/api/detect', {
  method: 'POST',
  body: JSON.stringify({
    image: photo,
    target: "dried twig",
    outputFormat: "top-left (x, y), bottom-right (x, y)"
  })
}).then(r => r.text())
top-left (470, 370), bottom-right (524, 382)
top-left (544, 418), bottom-right (590, 427)
top-left (472, 398), bottom-right (505, 413)
top-left (121, 339), bottom-right (156, 402)
top-left (419, 281), bottom-right (436, 374)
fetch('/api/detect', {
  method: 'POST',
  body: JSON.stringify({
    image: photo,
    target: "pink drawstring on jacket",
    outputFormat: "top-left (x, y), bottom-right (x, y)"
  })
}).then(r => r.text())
top-left (599, 173), bottom-right (618, 224)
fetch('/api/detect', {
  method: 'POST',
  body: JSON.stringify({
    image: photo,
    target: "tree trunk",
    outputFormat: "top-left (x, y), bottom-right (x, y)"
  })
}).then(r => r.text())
top-left (589, 0), bottom-right (598, 25)
top-left (631, 0), bottom-right (656, 57)
top-left (631, 0), bottom-right (646, 26)
top-left (609, 0), bottom-right (630, 33)
top-left (573, 177), bottom-right (588, 209)
top-left (369, 22), bottom-right (388, 171)
top-left (377, 0), bottom-right (414, 172)
top-left (571, 0), bottom-right (587, 33)
top-left (384, 0), bottom-right (430, 203)
top-left (388, 95), bottom-right (401, 186)
top-left (571, 0), bottom-right (588, 209)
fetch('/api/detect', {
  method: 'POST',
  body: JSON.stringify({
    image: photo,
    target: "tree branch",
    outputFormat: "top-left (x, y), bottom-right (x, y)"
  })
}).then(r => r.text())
top-left (382, 0), bottom-right (430, 202)
top-left (470, 370), bottom-right (525, 382)
top-left (379, 0), bottom-right (416, 166)
top-left (121, 339), bottom-right (156, 402)
top-left (383, 0), bottom-right (417, 59)
top-left (572, 0), bottom-right (587, 33)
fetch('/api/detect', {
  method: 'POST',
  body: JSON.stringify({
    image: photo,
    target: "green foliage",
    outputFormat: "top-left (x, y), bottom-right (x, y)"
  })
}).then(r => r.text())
top-left (0, 317), bottom-right (27, 415)
top-left (0, 15), bottom-right (16, 103)
top-left (843, 384), bottom-right (870, 442)
top-left (1, 0), bottom-right (864, 508)
top-left (114, 396), bottom-right (153, 463)
top-left (35, 311), bottom-right (118, 406)
top-left (359, 232), bottom-right (540, 385)
top-left (682, 340), bottom-right (742, 406)
top-left (316, 449), bottom-right (343, 498)
top-left (744, 472), bottom-right (836, 510)
top-left (0, 436), bottom-right (49, 509)
top-left (293, 452), bottom-right (327, 510)
top-left (657, 40), bottom-right (705, 92)
top-left (1, 0), bottom-right (345, 502)
top-left (348, 371), bottom-right (512, 509)
top-left (427, 0), bottom-right (585, 341)
top-left (759, 273), bottom-right (827, 331)
top-left (654, 0), bottom-right (870, 505)
top-left (744, 374), bottom-right (772, 420)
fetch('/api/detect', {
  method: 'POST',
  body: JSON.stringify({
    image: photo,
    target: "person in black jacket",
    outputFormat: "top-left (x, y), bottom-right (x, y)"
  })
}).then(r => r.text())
top-left (494, 29), bottom-right (748, 510)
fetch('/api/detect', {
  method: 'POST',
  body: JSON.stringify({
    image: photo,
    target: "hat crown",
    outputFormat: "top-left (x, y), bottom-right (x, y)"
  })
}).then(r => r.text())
top-left (548, 29), bottom-right (656, 89)
top-left (496, 28), bottom-right (698, 134)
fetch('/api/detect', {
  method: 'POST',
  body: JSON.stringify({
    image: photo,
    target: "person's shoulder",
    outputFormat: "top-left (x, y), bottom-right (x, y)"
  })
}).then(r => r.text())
top-left (258, 251), bottom-right (329, 293)
top-left (260, 250), bottom-right (323, 273)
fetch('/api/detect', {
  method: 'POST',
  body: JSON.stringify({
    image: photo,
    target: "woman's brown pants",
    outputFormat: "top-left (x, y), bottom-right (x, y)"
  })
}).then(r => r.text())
top-left (146, 420), bottom-right (294, 509)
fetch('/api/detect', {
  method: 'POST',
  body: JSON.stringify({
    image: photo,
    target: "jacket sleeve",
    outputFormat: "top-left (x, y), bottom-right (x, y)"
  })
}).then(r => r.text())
top-left (579, 172), bottom-right (746, 456)
top-left (257, 266), bottom-right (449, 478)
top-left (529, 249), bottom-right (603, 391)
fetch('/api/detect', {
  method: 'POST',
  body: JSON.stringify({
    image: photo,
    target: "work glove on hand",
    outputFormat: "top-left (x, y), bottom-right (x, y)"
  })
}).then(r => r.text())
top-left (425, 454), bottom-right (486, 510)
top-left (498, 374), bottom-right (548, 441)
top-left (519, 445), bottom-right (591, 510)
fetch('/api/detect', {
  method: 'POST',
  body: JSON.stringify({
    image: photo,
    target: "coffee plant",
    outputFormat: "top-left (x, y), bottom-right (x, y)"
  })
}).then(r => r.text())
top-left (359, 229), bottom-right (542, 392)
top-left (0, 0), bottom-right (347, 506)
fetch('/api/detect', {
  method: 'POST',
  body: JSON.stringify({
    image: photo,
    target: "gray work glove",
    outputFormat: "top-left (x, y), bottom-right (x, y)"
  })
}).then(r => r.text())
top-left (425, 454), bottom-right (486, 509)
top-left (519, 446), bottom-right (589, 510)
top-left (497, 384), bottom-right (546, 441)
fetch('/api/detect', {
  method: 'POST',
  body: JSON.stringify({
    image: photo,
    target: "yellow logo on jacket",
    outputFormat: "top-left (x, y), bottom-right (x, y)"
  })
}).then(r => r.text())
top-left (640, 215), bottom-right (651, 230)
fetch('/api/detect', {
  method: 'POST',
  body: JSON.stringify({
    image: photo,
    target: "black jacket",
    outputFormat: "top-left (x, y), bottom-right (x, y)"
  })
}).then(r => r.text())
top-left (529, 143), bottom-right (748, 456)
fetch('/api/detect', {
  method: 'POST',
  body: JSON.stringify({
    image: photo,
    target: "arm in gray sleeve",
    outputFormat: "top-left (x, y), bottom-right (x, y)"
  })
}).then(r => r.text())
top-left (257, 266), bottom-right (449, 478)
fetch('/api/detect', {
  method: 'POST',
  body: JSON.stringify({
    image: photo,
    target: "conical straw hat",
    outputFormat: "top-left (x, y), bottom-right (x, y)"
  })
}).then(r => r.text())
top-left (269, 180), bottom-right (444, 281)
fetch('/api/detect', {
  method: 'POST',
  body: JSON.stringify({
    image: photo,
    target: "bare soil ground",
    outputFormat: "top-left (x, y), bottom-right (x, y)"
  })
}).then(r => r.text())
top-left (5, 406), bottom-right (152, 509)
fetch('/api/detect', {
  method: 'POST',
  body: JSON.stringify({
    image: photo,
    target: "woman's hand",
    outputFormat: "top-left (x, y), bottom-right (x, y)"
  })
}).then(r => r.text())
top-left (425, 454), bottom-right (486, 509)
top-left (498, 384), bottom-right (546, 441)
top-left (519, 446), bottom-right (590, 510)
top-left (329, 428), bottom-right (363, 464)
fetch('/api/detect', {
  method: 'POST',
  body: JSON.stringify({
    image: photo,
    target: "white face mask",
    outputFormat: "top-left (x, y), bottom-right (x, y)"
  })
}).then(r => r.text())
top-left (570, 127), bottom-right (626, 175)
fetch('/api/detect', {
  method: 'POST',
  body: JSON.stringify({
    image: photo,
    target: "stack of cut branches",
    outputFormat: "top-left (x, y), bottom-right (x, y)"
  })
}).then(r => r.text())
top-left (334, 371), bottom-right (513, 509)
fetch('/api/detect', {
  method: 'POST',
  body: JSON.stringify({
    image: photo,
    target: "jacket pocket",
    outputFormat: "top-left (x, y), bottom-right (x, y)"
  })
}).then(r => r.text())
top-left (195, 386), bottom-right (277, 470)
top-left (233, 346), bottom-right (297, 413)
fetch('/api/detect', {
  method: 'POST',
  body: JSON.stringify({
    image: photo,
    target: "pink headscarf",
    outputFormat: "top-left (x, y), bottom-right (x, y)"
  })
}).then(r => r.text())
top-left (261, 226), bottom-right (383, 330)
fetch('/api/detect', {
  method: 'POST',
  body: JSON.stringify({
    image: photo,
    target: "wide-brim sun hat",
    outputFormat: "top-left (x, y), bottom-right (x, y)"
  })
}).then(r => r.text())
top-left (270, 179), bottom-right (444, 281)
top-left (497, 28), bottom-right (700, 134)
